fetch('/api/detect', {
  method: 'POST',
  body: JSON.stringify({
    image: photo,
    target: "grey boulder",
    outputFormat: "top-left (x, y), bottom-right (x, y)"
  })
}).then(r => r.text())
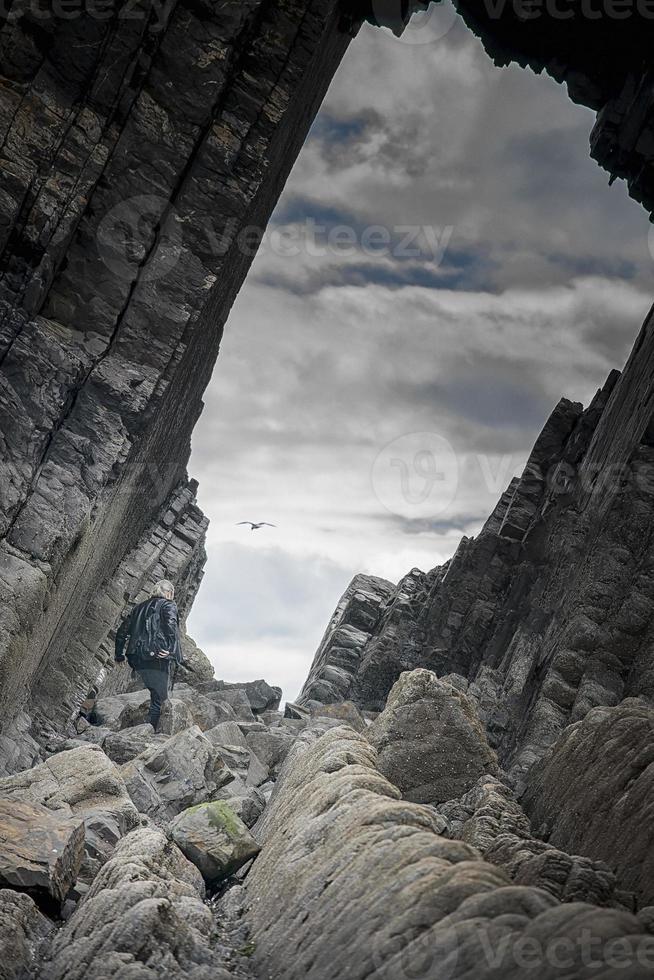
top-left (0, 889), bottom-right (53, 980)
top-left (169, 801), bottom-right (260, 886)
top-left (38, 828), bottom-right (233, 980)
top-left (0, 745), bottom-right (140, 885)
top-left (367, 669), bottom-right (499, 804)
top-left (120, 725), bottom-right (234, 821)
top-left (0, 799), bottom-right (85, 909)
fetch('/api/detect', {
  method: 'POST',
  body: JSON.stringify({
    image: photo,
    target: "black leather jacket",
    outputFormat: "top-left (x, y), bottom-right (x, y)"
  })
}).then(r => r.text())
top-left (115, 597), bottom-right (183, 668)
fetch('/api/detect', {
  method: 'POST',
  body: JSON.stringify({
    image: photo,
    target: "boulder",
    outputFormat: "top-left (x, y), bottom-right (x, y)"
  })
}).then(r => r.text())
top-left (0, 799), bottom-right (85, 909)
top-left (198, 679), bottom-right (281, 714)
top-left (0, 745), bottom-right (140, 885)
top-left (120, 725), bottom-right (234, 821)
top-left (165, 684), bottom-right (233, 731)
top-left (205, 688), bottom-right (255, 722)
top-left (284, 701), bottom-right (310, 721)
top-left (103, 725), bottom-right (164, 765)
top-left (0, 889), bottom-right (53, 980)
top-left (231, 680), bottom-right (281, 714)
top-left (92, 691), bottom-right (150, 731)
top-left (218, 790), bottom-right (267, 829)
top-left (38, 828), bottom-right (235, 980)
top-left (308, 700), bottom-right (367, 733)
top-left (367, 669), bottom-right (499, 804)
top-left (203, 721), bottom-right (247, 750)
top-left (169, 802), bottom-right (260, 885)
top-left (245, 729), bottom-right (295, 778)
top-left (260, 710), bottom-right (283, 727)
top-left (523, 698), bottom-right (654, 908)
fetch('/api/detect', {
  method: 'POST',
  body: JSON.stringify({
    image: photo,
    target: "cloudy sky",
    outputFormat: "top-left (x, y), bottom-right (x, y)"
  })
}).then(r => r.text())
top-left (187, 6), bottom-right (653, 701)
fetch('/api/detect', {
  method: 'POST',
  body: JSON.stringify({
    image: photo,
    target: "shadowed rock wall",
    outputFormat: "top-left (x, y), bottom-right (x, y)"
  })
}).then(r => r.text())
top-left (0, 0), bottom-right (353, 755)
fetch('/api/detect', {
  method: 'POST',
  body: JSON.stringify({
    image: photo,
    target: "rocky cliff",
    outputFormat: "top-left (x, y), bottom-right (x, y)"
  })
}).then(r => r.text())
top-left (0, 0), bottom-right (353, 762)
top-left (299, 306), bottom-right (654, 788)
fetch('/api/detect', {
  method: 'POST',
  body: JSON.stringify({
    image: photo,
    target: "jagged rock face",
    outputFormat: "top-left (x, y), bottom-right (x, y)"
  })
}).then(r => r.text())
top-left (298, 573), bottom-right (396, 705)
top-left (246, 725), bottom-right (654, 979)
top-left (0, 0), bottom-right (352, 762)
top-left (302, 318), bottom-right (654, 787)
top-left (367, 669), bottom-right (499, 804)
top-left (523, 698), bottom-right (654, 910)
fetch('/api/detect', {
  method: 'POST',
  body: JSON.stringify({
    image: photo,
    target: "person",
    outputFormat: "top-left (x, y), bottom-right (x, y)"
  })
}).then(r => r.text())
top-left (114, 580), bottom-right (183, 732)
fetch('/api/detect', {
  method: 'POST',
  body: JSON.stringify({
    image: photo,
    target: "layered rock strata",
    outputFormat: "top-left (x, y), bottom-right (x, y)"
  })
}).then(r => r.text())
top-left (0, 0), bottom-right (353, 763)
top-left (300, 313), bottom-right (654, 793)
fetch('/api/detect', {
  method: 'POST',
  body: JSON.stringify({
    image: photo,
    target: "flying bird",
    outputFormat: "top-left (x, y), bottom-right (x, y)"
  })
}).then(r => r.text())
top-left (236, 522), bottom-right (277, 531)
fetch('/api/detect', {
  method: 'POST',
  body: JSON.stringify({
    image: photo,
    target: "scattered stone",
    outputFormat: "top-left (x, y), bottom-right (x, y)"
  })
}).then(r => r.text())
top-left (169, 802), bottom-right (261, 886)
top-left (367, 669), bottom-right (499, 804)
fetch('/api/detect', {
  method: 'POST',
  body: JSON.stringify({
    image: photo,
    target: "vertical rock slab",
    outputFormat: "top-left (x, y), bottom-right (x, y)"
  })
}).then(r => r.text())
top-left (522, 698), bottom-right (654, 909)
top-left (0, 0), bottom-right (353, 759)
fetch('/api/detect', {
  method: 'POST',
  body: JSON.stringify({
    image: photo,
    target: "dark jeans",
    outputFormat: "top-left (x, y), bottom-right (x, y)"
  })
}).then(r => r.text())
top-left (137, 663), bottom-right (174, 730)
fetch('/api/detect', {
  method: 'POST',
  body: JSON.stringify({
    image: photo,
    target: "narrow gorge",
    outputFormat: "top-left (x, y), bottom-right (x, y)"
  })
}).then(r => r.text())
top-left (0, 1), bottom-right (654, 977)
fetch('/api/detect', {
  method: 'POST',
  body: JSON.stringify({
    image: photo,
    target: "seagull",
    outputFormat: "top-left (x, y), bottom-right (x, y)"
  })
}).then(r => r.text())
top-left (236, 522), bottom-right (277, 531)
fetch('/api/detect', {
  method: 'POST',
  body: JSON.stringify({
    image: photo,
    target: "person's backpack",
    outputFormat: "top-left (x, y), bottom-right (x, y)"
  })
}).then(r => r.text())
top-left (127, 598), bottom-right (164, 666)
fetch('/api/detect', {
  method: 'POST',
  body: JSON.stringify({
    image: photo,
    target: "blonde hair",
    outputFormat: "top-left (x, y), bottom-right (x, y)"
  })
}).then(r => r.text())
top-left (152, 579), bottom-right (175, 599)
